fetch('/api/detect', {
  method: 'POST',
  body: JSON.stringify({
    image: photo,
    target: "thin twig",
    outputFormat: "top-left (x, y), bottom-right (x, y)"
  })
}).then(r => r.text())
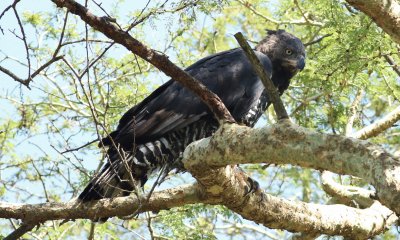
top-left (31, 56), bottom-right (64, 79)
top-left (61, 139), bottom-right (98, 154)
top-left (53, 11), bottom-right (69, 58)
top-left (0, 65), bottom-right (30, 88)
top-left (304, 34), bottom-right (332, 46)
top-left (12, 4), bottom-right (31, 79)
top-left (384, 55), bottom-right (400, 77)
top-left (345, 89), bottom-right (364, 136)
top-left (0, 0), bottom-right (21, 34)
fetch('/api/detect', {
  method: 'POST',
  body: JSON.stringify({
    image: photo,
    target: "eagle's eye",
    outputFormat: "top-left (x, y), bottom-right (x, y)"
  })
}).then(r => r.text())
top-left (285, 49), bottom-right (293, 55)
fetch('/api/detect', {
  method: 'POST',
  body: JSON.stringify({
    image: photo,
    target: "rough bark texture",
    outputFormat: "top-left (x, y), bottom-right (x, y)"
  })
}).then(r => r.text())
top-left (0, 184), bottom-right (200, 222)
top-left (0, 173), bottom-right (396, 239)
top-left (346, 0), bottom-right (400, 44)
top-left (0, 122), bottom-right (397, 237)
top-left (184, 165), bottom-right (396, 239)
top-left (183, 121), bottom-right (400, 215)
top-left (50, 0), bottom-right (234, 123)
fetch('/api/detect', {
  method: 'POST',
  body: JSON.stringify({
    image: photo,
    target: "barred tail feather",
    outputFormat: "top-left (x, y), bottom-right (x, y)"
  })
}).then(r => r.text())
top-left (78, 147), bottom-right (149, 222)
top-left (78, 120), bottom-right (218, 222)
top-left (78, 137), bottom-right (175, 202)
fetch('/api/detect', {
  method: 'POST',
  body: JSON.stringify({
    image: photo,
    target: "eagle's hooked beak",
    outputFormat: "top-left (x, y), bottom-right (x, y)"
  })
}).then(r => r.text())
top-left (297, 56), bottom-right (306, 71)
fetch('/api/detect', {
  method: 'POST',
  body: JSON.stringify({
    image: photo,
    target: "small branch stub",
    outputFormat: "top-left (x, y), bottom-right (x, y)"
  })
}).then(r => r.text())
top-left (234, 32), bottom-right (289, 120)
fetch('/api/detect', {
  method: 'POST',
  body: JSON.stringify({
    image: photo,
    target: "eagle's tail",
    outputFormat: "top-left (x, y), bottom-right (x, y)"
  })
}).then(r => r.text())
top-left (78, 120), bottom-right (217, 221)
top-left (78, 137), bottom-right (175, 203)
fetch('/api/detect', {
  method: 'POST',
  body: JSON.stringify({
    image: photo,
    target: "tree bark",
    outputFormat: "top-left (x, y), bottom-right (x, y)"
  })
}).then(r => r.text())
top-left (183, 121), bottom-right (400, 215)
top-left (1, 103), bottom-right (398, 237)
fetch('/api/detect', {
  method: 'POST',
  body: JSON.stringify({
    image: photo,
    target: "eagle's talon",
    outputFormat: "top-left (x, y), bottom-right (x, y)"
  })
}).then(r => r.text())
top-left (244, 176), bottom-right (261, 196)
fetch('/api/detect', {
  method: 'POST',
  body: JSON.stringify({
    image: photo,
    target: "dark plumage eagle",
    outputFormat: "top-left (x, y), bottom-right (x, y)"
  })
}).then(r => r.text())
top-left (79, 30), bottom-right (306, 203)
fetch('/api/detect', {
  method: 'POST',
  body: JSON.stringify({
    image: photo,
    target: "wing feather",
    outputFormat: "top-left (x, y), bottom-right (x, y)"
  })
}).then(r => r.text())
top-left (103, 48), bottom-right (272, 148)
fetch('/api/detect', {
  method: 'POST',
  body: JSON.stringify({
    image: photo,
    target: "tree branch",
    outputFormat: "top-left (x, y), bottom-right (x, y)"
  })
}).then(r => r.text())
top-left (234, 32), bottom-right (289, 119)
top-left (50, 0), bottom-right (235, 123)
top-left (0, 169), bottom-right (397, 239)
top-left (4, 223), bottom-right (35, 240)
top-left (183, 162), bottom-right (397, 238)
top-left (0, 65), bottom-right (30, 89)
top-left (351, 105), bottom-right (400, 139)
top-left (384, 54), bottom-right (400, 77)
top-left (183, 121), bottom-right (400, 215)
top-left (304, 33), bottom-right (332, 46)
top-left (346, 0), bottom-right (400, 45)
top-left (0, 56), bottom-right (63, 89)
top-left (0, 184), bottom-right (201, 222)
top-left (321, 171), bottom-right (375, 208)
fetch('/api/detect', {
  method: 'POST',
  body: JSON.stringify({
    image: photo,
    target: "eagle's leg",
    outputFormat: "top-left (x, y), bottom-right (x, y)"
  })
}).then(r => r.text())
top-left (234, 165), bottom-right (262, 197)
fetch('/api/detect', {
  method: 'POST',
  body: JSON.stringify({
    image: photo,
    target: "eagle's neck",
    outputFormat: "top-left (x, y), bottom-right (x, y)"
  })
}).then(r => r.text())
top-left (271, 62), bottom-right (295, 94)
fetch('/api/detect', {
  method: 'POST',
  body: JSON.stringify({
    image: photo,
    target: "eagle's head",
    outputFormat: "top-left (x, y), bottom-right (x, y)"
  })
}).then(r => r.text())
top-left (256, 30), bottom-right (306, 79)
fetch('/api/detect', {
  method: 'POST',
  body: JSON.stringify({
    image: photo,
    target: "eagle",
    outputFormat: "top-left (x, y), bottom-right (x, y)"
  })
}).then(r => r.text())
top-left (79, 30), bottom-right (306, 204)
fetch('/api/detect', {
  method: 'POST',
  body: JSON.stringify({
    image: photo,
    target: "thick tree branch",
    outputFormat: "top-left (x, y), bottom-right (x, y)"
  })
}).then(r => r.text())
top-left (0, 169), bottom-right (397, 239)
top-left (1, 122), bottom-right (398, 237)
top-left (50, 0), bottom-right (235, 123)
top-left (0, 184), bottom-right (201, 223)
top-left (346, 0), bottom-right (400, 45)
top-left (234, 32), bottom-right (289, 119)
top-left (184, 163), bottom-right (397, 238)
top-left (183, 121), bottom-right (400, 215)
